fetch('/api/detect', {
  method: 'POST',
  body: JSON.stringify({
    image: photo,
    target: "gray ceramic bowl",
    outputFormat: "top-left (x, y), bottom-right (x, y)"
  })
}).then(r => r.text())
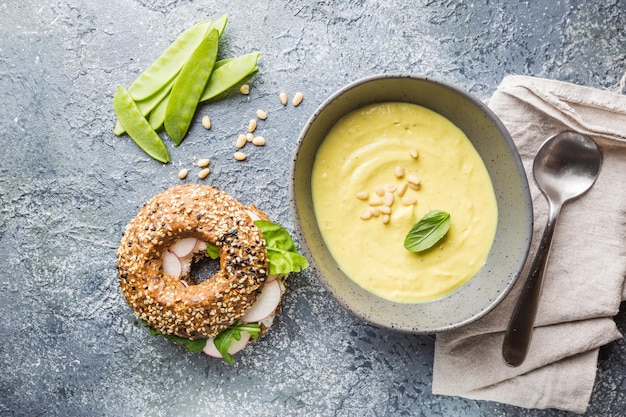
top-left (290, 74), bottom-right (533, 333)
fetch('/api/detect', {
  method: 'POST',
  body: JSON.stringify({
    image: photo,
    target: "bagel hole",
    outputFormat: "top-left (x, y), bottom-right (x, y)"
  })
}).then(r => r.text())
top-left (188, 255), bottom-right (221, 285)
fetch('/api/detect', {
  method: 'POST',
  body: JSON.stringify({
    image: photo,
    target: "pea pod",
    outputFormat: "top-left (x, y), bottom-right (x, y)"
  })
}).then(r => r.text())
top-left (148, 92), bottom-right (168, 130)
top-left (164, 29), bottom-right (219, 145)
top-left (127, 19), bottom-right (213, 101)
top-left (199, 52), bottom-right (260, 102)
top-left (114, 75), bottom-right (176, 135)
top-left (113, 85), bottom-right (170, 163)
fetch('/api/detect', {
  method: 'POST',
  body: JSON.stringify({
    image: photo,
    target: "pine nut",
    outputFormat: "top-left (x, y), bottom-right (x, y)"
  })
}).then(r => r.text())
top-left (394, 165), bottom-right (405, 178)
top-left (177, 168), bottom-right (189, 179)
top-left (379, 205), bottom-right (391, 215)
top-left (198, 168), bottom-right (211, 179)
top-left (234, 151), bottom-right (247, 161)
top-left (246, 132), bottom-right (254, 142)
top-left (369, 207), bottom-right (380, 217)
top-left (256, 109), bottom-right (268, 120)
top-left (382, 214), bottom-right (391, 224)
top-left (197, 158), bottom-right (210, 168)
top-left (279, 92), bottom-right (288, 105)
top-left (236, 134), bottom-right (247, 148)
top-left (409, 148), bottom-right (419, 159)
top-left (292, 92), bottom-right (304, 107)
top-left (402, 197), bottom-right (417, 206)
top-left (375, 186), bottom-right (385, 197)
top-left (240, 84), bottom-right (250, 95)
top-left (396, 183), bottom-right (408, 197)
top-left (356, 191), bottom-right (369, 200)
top-left (383, 192), bottom-right (394, 207)
top-left (369, 197), bottom-right (383, 206)
top-left (201, 115), bottom-right (211, 130)
top-left (408, 182), bottom-right (421, 191)
top-left (407, 175), bottom-right (421, 186)
top-left (252, 136), bottom-right (266, 146)
top-left (360, 211), bottom-right (372, 220)
top-left (248, 119), bottom-right (257, 133)
top-left (385, 183), bottom-right (397, 193)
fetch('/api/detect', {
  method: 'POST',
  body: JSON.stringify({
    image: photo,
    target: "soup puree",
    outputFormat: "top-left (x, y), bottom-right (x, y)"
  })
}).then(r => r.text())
top-left (311, 102), bottom-right (498, 303)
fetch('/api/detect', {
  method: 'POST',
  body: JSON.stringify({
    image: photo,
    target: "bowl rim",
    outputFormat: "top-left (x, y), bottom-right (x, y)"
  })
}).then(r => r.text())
top-left (289, 73), bottom-right (533, 333)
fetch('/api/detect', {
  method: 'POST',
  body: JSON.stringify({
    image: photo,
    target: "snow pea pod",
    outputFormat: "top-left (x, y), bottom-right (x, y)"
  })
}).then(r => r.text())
top-left (127, 19), bottom-right (213, 101)
top-left (199, 52), bottom-right (260, 102)
top-left (114, 75), bottom-right (176, 135)
top-left (165, 28), bottom-right (219, 145)
top-left (113, 85), bottom-right (170, 163)
top-left (148, 92), bottom-right (168, 130)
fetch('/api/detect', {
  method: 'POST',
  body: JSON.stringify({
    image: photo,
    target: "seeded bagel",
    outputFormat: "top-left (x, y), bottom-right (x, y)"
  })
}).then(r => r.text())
top-left (116, 184), bottom-right (268, 339)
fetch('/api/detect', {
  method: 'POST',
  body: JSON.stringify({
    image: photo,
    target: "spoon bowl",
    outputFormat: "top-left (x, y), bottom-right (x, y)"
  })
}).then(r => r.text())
top-left (502, 131), bottom-right (602, 367)
top-left (534, 132), bottom-right (603, 204)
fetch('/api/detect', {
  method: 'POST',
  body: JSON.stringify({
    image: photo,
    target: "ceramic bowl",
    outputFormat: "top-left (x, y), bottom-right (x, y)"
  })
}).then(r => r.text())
top-left (289, 74), bottom-right (533, 333)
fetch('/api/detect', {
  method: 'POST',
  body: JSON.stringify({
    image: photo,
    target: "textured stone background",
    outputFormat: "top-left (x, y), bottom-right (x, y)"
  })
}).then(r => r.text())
top-left (1, 1), bottom-right (625, 416)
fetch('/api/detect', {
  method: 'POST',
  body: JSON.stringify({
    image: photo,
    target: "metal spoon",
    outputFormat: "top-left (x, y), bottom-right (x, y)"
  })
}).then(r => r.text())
top-left (502, 131), bottom-right (602, 367)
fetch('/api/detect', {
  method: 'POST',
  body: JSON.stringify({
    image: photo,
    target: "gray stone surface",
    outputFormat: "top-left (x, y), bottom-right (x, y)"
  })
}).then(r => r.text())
top-left (1, 0), bottom-right (625, 416)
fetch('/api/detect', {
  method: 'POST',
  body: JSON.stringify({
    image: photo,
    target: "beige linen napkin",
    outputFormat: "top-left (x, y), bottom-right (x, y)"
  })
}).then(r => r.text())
top-left (432, 75), bottom-right (626, 414)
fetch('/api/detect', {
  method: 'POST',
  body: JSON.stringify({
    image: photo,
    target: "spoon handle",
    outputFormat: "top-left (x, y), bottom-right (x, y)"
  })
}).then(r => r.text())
top-left (502, 202), bottom-right (561, 367)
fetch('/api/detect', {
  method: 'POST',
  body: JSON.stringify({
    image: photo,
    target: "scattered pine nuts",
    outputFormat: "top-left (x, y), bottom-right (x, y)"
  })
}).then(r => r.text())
top-left (369, 197), bottom-right (383, 206)
top-left (234, 151), bottom-right (247, 161)
top-left (379, 205), bottom-right (391, 215)
top-left (360, 211), bottom-right (372, 220)
top-left (197, 158), bottom-right (210, 168)
top-left (356, 191), bottom-right (369, 200)
top-left (409, 148), bottom-right (419, 159)
top-left (401, 197), bottom-right (417, 206)
top-left (236, 134), bottom-right (247, 149)
top-left (256, 109), bottom-right (268, 120)
top-left (246, 132), bottom-right (254, 142)
top-left (198, 168), bottom-right (211, 179)
top-left (396, 183), bottom-right (408, 197)
top-left (385, 184), bottom-right (397, 193)
top-left (201, 115), bottom-right (211, 130)
top-left (252, 136), bottom-right (266, 146)
top-left (177, 168), bottom-right (189, 179)
top-left (369, 207), bottom-right (380, 217)
top-left (381, 214), bottom-right (391, 225)
top-left (279, 92), bottom-right (288, 106)
top-left (240, 84), bottom-right (250, 95)
top-left (248, 119), bottom-right (257, 133)
top-left (394, 165), bottom-right (405, 178)
top-left (292, 92), bottom-right (304, 107)
top-left (375, 186), bottom-right (385, 197)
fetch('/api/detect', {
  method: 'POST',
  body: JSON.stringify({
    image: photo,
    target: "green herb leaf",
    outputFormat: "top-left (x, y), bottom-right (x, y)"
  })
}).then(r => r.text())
top-left (145, 323), bottom-right (207, 352)
top-left (404, 210), bottom-right (451, 252)
top-left (205, 242), bottom-right (219, 259)
top-left (213, 321), bottom-right (261, 365)
top-left (253, 220), bottom-right (309, 275)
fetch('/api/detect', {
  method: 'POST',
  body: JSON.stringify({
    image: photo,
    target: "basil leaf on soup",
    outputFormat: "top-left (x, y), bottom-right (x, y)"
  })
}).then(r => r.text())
top-left (404, 210), bottom-right (451, 252)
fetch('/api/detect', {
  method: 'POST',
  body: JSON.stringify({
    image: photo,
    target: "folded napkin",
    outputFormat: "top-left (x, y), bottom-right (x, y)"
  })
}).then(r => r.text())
top-left (432, 75), bottom-right (626, 414)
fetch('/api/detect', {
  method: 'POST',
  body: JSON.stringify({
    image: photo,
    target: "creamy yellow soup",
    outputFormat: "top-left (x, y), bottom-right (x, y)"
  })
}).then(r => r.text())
top-left (311, 102), bottom-right (498, 303)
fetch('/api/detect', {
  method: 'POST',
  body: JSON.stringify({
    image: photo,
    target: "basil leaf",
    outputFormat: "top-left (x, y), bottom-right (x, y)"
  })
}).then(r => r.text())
top-left (205, 242), bottom-right (219, 259)
top-left (253, 220), bottom-right (309, 275)
top-left (213, 321), bottom-right (261, 365)
top-left (404, 210), bottom-right (451, 252)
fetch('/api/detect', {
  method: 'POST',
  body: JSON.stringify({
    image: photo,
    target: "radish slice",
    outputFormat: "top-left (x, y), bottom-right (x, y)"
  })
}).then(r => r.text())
top-left (170, 237), bottom-right (198, 258)
top-left (194, 240), bottom-right (207, 253)
top-left (202, 331), bottom-right (252, 358)
top-left (241, 280), bottom-right (282, 323)
top-left (162, 250), bottom-right (182, 278)
top-left (247, 209), bottom-right (262, 221)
